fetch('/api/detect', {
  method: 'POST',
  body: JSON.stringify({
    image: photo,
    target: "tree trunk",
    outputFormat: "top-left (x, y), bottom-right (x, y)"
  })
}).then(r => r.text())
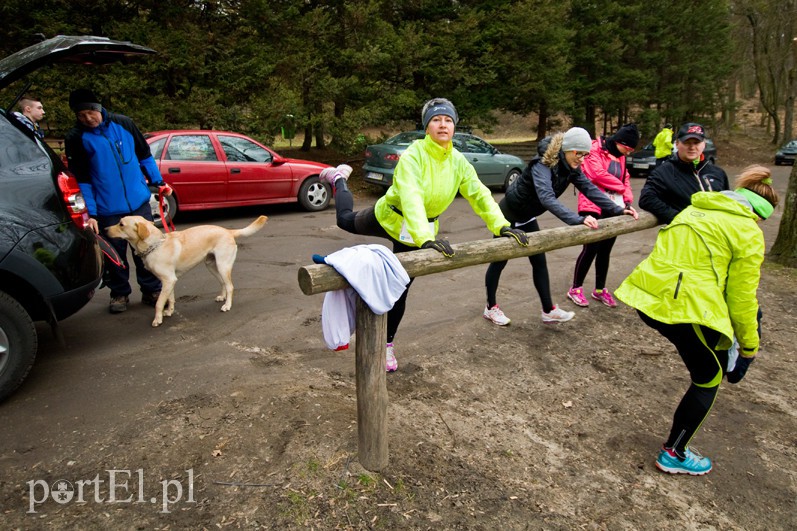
top-left (769, 163), bottom-right (797, 267)
top-left (784, 55), bottom-right (796, 142)
top-left (536, 101), bottom-right (548, 140)
top-left (314, 102), bottom-right (325, 149)
top-left (583, 104), bottom-right (596, 137)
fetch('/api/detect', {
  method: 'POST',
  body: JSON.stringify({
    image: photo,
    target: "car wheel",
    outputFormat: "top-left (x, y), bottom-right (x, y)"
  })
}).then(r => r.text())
top-left (298, 176), bottom-right (331, 211)
top-left (503, 169), bottom-right (521, 191)
top-left (0, 291), bottom-right (38, 403)
top-left (150, 192), bottom-right (178, 227)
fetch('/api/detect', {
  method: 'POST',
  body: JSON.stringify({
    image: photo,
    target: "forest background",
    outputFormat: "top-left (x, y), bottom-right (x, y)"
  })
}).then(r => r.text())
top-left (2, 0), bottom-right (797, 148)
top-left (1, 0), bottom-right (797, 264)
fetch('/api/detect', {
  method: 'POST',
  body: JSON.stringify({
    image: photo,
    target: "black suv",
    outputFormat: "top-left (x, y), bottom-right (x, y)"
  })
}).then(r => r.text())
top-left (0, 35), bottom-right (155, 402)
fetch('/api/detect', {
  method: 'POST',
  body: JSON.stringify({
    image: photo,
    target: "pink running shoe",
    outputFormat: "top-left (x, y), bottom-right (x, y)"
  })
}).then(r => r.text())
top-left (386, 342), bottom-right (398, 372)
top-left (567, 287), bottom-right (589, 307)
top-left (319, 164), bottom-right (353, 185)
top-left (591, 289), bottom-right (618, 308)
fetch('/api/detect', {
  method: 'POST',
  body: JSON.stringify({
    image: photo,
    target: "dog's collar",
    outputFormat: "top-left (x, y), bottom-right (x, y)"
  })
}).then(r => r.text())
top-left (136, 238), bottom-right (164, 258)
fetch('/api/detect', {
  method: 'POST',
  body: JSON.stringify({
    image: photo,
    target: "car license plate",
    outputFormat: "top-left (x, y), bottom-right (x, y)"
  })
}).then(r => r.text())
top-left (366, 172), bottom-right (383, 181)
top-left (633, 163), bottom-right (650, 169)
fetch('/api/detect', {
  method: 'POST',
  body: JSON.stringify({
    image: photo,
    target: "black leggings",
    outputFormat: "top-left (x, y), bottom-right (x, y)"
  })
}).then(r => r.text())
top-left (638, 311), bottom-right (727, 455)
top-left (571, 211), bottom-right (616, 290)
top-left (484, 217), bottom-right (553, 313)
top-left (333, 181), bottom-right (414, 343)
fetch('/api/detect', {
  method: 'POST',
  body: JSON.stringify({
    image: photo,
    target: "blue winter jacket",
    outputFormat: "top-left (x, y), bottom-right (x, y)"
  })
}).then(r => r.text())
top-left (65, 109), bottom-right (163, 217)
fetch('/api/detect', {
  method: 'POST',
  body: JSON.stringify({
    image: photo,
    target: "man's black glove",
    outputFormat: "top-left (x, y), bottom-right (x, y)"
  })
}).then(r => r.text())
top-left (500, 226), bottom-right (529, 246)
top-left (727, 356), bottom-right (754, 384)
top-left (421, 239), bottom-right (455, 257)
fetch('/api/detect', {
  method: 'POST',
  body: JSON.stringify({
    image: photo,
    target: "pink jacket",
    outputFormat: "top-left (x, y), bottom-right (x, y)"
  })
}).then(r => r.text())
top-left (577, 138), bottom-right (633, 215)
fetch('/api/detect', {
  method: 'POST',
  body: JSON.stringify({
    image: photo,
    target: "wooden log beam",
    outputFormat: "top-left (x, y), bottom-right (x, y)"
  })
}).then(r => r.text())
top-left (298, 211), bottom-right (659, 295)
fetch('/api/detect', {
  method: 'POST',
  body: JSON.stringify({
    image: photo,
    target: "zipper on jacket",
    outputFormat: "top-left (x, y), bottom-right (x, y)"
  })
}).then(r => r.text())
top-left (674, 272), bottom-right (683, 299)
top-left (101, 125), bottom-right (134, 212)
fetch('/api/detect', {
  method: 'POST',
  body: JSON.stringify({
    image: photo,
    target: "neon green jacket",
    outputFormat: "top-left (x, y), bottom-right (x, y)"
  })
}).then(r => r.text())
top-left (652, 127), bottom-right (673, 159)
top-left (374, 134), bottom-right (508, 246)
top-left (615, 192), bottom-right (762, 353)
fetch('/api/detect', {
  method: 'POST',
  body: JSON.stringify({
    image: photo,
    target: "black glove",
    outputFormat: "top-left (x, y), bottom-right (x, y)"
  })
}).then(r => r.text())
top-left (727, 356), bottom-right (754, 384)
top-left (421, 239), bottom-right (455, 257)
top-left (500, 226), bottom-right (529, 246)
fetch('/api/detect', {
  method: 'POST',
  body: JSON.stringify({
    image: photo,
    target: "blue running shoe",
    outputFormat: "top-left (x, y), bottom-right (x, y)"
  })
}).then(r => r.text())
top-left (655, 447), bottom-right (712, 475)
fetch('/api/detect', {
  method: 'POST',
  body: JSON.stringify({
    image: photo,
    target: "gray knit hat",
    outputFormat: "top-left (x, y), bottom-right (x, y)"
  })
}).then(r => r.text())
top-left (421, 98), bottom-right (459, 129)
top-left (561, 127), bottom-right (592, 152)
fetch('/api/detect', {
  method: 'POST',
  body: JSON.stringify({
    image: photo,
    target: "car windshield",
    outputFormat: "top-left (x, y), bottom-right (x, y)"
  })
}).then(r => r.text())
top-left (385, 131), bottom-right (425, 146)
top-left (782, 140), bottom-right (797, 149)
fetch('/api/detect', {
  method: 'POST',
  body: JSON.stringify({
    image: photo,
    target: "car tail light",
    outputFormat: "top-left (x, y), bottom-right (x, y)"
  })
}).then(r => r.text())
top-left (57, 171), bottom-right (90, 229)
top-left (364, 149), bottom-right (372, 158)
top-left (384, 153), bottom-right (400, 162)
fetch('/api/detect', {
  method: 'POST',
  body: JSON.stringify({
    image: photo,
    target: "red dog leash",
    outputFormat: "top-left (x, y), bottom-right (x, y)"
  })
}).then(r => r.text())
top-left (158, 185), bottom-right (175, 233)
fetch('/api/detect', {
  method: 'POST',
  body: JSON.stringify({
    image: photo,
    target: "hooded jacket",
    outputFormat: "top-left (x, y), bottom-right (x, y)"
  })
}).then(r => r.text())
top-left (65, 108), bottom-right (163, 217)
top-left (638, 155), bottom-right (728, 224)
top-left (616, 191), bottom-right (762, 354)
top-left (374, 134), bottom-right (508, 246)
top-left (501, 133), bottom-right (625, 225)
top-left (652, 127), bottom-right (673, 159)
top-left (577, 137), bottom-right (633, 215)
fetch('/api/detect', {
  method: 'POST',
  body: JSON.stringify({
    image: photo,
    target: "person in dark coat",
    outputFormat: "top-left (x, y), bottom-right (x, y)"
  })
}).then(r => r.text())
top-left (482, 128), bottom-right (638, 326)
top-left (639, 122), bottom-right (729, 224)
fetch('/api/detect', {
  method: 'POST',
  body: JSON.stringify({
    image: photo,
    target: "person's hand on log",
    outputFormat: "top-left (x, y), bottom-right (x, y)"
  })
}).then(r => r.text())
top-left (421, 239), bottom-right (455, 257)
top-left (623, 204), bottom-right (639, 220)
top-left (582, 215), bottom-right (599, 229)
top-left (499, 226), bottom-right (529, 246)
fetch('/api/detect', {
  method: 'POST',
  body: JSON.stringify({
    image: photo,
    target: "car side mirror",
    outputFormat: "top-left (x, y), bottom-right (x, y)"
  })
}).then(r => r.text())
top-left (272, 154), bottom-right (286, 165)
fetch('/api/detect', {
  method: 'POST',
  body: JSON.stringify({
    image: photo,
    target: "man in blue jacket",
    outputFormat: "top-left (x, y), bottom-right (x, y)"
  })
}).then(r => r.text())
top-left (65, 89), bottom-right (172, 313)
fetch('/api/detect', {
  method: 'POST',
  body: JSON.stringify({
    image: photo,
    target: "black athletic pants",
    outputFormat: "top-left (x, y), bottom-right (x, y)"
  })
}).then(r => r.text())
top-left (332, 180), bottom-right (414, 343)
top-left (638, 311), bottom-right (727, 455)
top-left (571, 211), bottom-right (616, 291)
top-left (485, 217), bottom-right (554, 313)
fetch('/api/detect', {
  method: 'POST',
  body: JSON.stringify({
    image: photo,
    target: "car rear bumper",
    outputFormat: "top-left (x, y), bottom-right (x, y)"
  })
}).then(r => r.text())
top-left (362, 166), bottom-right (393, 187)
top-left (48, 277), bottom-right (102, 321)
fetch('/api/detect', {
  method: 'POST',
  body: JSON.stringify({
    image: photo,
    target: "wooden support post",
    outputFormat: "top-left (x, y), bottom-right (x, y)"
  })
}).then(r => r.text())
top-left (355, 296), bottom-right (389, 471)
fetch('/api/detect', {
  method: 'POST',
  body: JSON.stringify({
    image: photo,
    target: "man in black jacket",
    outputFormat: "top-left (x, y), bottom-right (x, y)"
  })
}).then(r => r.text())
top-left (638, 123), bottom-right (729, 224)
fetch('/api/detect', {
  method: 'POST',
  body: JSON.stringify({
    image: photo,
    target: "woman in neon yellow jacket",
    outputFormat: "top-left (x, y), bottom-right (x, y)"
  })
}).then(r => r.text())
top-left (615, 165), bottom-right (778, 476)
top-left (319, 98), bottom-right (529, 372)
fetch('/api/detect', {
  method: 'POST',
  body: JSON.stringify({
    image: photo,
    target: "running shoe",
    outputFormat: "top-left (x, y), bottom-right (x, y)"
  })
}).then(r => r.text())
top-left (655, 447), bottom-right (712, 476)
top-left (591, 288), bottom-right (618, 308)
top-left (319, 164), bottom-right (353, 185)
top-left (483, 304), bottom-right (511, 326)
top-left (541, 305), bottom-right (575, 323)
top-left (386, 342), bottom-right (398, 372)
top-left (567, 287), bottom-right (589, 307)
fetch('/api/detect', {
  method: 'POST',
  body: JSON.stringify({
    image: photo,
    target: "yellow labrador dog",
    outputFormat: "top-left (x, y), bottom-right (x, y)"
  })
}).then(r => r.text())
top-left (106, 215), bottom-right (267, 327)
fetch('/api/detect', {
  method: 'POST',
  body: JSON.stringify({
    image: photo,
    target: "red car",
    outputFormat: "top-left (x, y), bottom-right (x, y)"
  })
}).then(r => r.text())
top-left (145, 130), bottom-right (332, 222)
